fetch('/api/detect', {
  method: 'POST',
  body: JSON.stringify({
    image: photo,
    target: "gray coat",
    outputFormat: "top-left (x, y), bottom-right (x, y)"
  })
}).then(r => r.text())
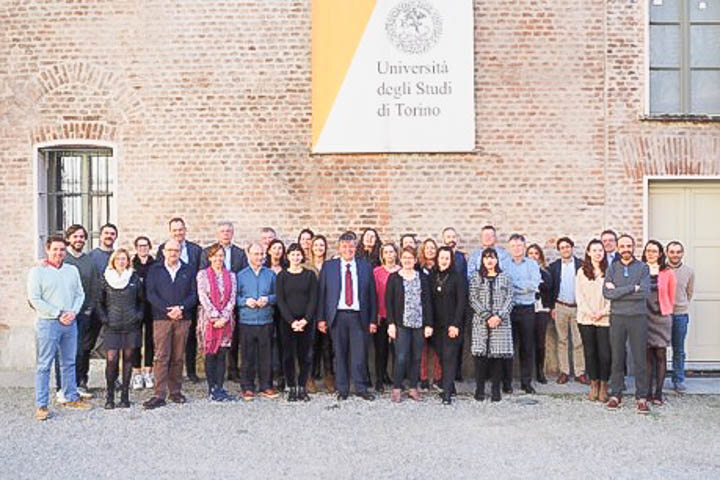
top-left (469, 272), bottom-right (514, 358)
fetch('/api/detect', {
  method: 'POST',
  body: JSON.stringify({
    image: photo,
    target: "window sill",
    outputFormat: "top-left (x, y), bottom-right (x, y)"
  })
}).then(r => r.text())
top-left (639, 114), bottom-right (720, 123)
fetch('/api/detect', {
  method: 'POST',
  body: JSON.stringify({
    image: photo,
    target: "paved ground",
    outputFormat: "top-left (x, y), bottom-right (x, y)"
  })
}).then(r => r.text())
top-left (1, 372), bottom-right (719, 479)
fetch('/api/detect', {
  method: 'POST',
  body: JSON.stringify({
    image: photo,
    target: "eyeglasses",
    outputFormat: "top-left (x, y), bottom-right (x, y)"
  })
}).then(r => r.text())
top-left (136, 244), bottom-right (150, 248)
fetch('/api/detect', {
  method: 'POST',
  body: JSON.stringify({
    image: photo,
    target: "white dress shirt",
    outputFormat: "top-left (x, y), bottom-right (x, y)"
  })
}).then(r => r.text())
top-left (337, 258), bottom-right (360, 311)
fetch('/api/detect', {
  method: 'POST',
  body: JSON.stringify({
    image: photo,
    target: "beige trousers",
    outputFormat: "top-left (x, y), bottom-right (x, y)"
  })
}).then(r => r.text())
top-left (554, 303), bottom-right (585, 376)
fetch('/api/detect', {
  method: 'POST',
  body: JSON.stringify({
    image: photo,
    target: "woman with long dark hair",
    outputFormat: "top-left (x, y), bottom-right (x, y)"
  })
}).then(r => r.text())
top-left (576, 239), bottom-right (611, 402)
top-left (372, 243), bottom-right (401, 392)
top-left (526, 244), bottom-right (552, 384)
top-left (98, 248), bottom-right (144, 409)
top-left (196, 243), bottom-right (237, 401)
top-left (357, 228), bottom-right (382, 268)
top-left (430, 246), bottom-right (467, 405)
top-left (642, 240), bottom-right (676, 406)
top-left (470, 248), bottom-right (513, 402)
top-left (276, 243), bottom-right (318, 401)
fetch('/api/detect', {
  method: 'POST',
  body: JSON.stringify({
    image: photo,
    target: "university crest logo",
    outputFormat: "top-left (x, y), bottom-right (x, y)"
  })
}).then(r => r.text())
top-left (385, 1), bottom-right (443, 55)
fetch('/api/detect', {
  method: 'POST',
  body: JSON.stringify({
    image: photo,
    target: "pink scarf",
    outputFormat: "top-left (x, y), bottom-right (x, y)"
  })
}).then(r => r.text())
top-left (205, 267), bottom-right (233, 355)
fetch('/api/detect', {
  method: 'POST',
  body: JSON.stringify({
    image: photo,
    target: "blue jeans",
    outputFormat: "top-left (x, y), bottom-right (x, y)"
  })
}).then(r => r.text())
top-left (35, 319), bottom-right (79, 408)
top-left (671, 314), bottom-right (689, 384)
top-left (53, 312), bottom-right (89, 390)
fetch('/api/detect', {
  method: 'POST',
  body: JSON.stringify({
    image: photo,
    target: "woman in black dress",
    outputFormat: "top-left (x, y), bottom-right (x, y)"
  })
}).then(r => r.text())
top-left (98, 248), bottom-right (144, 409)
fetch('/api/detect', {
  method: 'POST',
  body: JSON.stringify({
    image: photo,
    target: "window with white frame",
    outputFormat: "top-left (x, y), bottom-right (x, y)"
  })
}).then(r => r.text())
top-left (37, 147), bottom-right (115, 252)
top-left (650, 0), bottom-right (720, 114)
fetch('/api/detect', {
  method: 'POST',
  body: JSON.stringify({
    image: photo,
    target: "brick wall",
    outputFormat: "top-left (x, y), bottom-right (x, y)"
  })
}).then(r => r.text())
top-left (0, 0), bottom-right (717, 369)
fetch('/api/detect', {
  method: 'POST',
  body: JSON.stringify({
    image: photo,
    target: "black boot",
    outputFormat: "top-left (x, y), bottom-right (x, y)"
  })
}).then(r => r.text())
top-left (104, 385), bottom-right (115, 410)
top-left (298, 386), bottom-right (311, 402)
top-left (491, 359), bottom-right (503, 401)
top-left (474, 357), bottom-right (488, 401)
top-left (119, 388), bottom-right (130, 408)
top-left (287, 386), bottom-right (297, 402)
top-left (491, 382), bottom-right (501, 402)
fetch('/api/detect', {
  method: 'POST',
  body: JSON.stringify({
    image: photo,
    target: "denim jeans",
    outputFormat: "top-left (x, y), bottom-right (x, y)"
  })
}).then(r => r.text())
top-left (671, 314), bottom-right (689, 384)
top-left (53, 312), bottom-right (89, 390)
top-left (35, 319), bottom-right (79, 408)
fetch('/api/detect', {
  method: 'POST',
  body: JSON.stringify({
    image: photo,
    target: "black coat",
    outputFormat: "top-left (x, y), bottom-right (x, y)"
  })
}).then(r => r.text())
top-left (549, 257), bottom-right (582, 308)
top-left (385, 270), bottom-right (434, 328)
top-left (199, 244), bottom-right (248, 273)
top-left (537, 267), bottom-right (553, 309)
top-left (98, 272), bottom-right (144, 333)
top-left (429, 268), bottom-right (467, 329)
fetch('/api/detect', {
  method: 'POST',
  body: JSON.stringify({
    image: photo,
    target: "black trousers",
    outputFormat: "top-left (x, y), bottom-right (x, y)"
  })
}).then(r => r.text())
top-left (239, 323), bottom-right (273, 391)
top-left (279, 320), bottom-right (314, 388)
top-left (228, 321), bottom-right (241, 378)
top-left (393, 325), bottom-right (424, 389)
top-left (311, 328), bottom-right (334, 379)
top-left (330, 311), bottom-right (369, 395)
top-left (475, 356), bottom-right (503, 391)
top-left (434, 326), bottom-right (463, 394)
top-left (271, 310), bottom-right (284, 382)
top-left (185, 309), bottom-right (198, 377)
top-left (503, 305), bottom-right (535, 387)
top-left (132, 311), bottom-right (154, 369)
top-left (205, 347), bottom-right (228, 393)
top-left (579, 324), bottom-right (612, 382)
top-left (374, 319), bottom-right (391, 385)
top-left (534, 311), bottom-right (551, 379)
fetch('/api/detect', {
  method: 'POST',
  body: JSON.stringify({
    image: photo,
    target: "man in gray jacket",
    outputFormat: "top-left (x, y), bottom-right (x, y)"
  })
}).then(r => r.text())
top-left (603, 234), bottom-right (651, 414)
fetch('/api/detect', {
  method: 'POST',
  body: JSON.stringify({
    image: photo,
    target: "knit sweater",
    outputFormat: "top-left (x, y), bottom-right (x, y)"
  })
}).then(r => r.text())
top-left (603, 258), bottom-right (650, 316)
top-left (64, 250), bottom-right (100, 315)
top-left (27, 263), bottom-right (85, 320)
top-left (669, 263), bottom-right (695, 314)
top-left (575, 270), bottom-right (611, 327)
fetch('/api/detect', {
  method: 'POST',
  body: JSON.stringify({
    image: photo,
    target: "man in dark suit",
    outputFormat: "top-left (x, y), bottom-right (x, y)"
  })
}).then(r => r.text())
top-left (199, 221), bottom-right (248, 382)
top-left (601, 229), bottom-right (622, 265)
top-left (549, 236), bottom-right (587, 385)
top-left (317, 231), bottom-right (378, 401)
top-left (156, 217), bottom-right (203, 382)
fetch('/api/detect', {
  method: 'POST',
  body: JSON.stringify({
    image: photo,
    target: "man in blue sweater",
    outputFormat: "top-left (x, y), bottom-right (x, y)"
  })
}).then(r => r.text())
top-left (28, 235), bottom-right (93, 421)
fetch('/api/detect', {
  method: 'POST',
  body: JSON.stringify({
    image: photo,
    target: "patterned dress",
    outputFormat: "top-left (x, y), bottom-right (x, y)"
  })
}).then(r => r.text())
top-left (469, 272), bottom-right (514, 358)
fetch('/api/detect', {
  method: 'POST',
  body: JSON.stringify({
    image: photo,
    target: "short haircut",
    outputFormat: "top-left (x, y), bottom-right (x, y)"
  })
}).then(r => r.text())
top-left (168, 217), bottom-right (185, 228)
top-left (133, 236), bottom-right (152, 249)
top-left (556, 236), bottom-right (575, 249)
top-left (206, 243), bottom-right (225, 259)
top-left (217, 221), bottom-right (234, 231)
top-left (666, 240), bottom-right (684, 252)
top-left (247, 242), bottom-right (264, 253)
top-left (286, 242), bottom-right (305, 263)
top-left (45, 235), bottom-right (67, 248)
top-left (338, 231), bottom-right (357, 243)
top-left (481, 225), bottom-right (496, 233)
top-left (108, 248), bottom-right (131, 271)
top-left (65, 224), bottom-right (88, 239)
top-left (508, 233), bottom-right (525, 243)
top-left (401, 246), bottom-right (417, 258)
top-left (99, 223), bottom-right (118, 235)
top-left (400, 233), bottom-right (416, 246)
top-left (297, 228), bottom-right (315, 243)
top-left (601, 229), bottom-right (617, 240)
top-left (260, 227), bottom-right (277, 236)
top-left (441, 226), bottom-right (457, 236)
top-left (617, 233), bottom-right (635, 246)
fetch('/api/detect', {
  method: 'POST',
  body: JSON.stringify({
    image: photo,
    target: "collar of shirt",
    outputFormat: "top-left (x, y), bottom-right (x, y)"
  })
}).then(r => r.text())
top-left (66, 248), bottom-right (84, 258)
top-left (164, 260), bottom-right (181, 280)
top-left (561, 257), bottom-right (574, 264)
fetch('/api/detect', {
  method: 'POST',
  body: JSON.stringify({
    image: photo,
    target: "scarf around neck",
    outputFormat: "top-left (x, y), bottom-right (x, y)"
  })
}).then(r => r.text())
top-left (205, 267), bottom-right (233, 355)
top-left (104, 268), bottom-right (133, 289)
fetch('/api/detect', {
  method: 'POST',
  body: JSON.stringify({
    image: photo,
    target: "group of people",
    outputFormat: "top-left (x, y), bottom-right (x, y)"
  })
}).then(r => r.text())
top-left (27, 219), bottom-right (695, 420)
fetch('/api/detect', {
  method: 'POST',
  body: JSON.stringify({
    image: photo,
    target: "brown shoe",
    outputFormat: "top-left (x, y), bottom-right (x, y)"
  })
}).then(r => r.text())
top-left (324, 375), bottom-right (336, 394)
top-left (556, 373), bottom-right (569, 385)
top-left (260, 388), bottom-right (279, 399)
top-left (598, 381), bottom-right (609, 403)
top-left (588, 380), bottom-right (599, 401)
top-left (168, 393), bottom-right (187, 404)
top-left (35, 407), bottom-right (50, 421)
top-left (391, 388), bottom-right (402, 403)
top-left (575, 374), bottom-right (590, 385)
top-left (606, 396), bottom-right (621, 411)
top-left (306, 377), bottom-right (318, 394)
top-left (407, 388), bottom-right (422, 401)
top-left (242, 390), bottom-right (255, 401)
top-left (636, 399), bottom-right (650, 415)
top-left (60, 398), bottom-right (93, 410)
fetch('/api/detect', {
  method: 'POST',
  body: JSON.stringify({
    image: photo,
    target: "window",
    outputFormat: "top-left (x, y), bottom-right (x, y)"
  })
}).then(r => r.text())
top-left (37, 147), bottom-right (115, 251)
top-left (650, 0), bottom-right (720, 115)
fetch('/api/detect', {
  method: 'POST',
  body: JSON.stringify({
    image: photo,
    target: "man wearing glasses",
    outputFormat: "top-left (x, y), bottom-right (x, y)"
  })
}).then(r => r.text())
top-left (603, 234), bottom-right (651, 414)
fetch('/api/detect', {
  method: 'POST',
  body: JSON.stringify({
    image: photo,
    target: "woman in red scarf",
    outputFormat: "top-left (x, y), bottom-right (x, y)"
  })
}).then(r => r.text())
top-left (197, 243), bottom-right (237, 401)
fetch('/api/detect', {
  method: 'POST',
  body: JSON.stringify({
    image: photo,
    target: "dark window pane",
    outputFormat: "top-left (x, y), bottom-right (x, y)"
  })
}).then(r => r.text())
top-left (650, 70), bottom-right (681, 113)
top-left (691, 70), bottom-right (720, 112)
top-left (650, 25), bottom-right (681, 67)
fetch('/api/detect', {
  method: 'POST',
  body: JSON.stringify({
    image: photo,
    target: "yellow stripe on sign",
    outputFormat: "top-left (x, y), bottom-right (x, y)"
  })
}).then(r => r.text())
top-left (312, 0), bottom-right (377, 150)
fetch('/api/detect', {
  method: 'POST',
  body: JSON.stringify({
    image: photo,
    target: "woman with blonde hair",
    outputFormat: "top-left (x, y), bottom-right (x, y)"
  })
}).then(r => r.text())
top-left (97, 248), bottom-right (144, 409)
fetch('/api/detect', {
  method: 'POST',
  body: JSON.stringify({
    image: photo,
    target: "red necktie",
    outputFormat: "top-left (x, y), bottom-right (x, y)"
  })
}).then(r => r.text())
top-left (345, 263), bottom-right (353, 307)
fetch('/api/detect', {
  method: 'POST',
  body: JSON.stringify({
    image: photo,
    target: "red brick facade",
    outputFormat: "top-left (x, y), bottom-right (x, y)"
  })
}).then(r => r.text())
top-left (0, 1), bottom-right (718, 368)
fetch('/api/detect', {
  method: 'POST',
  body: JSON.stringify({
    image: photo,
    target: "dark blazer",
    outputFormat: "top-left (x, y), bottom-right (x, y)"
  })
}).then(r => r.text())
top-left (97, 271), bottom-right (144, 333)
top-left (385, 270), bottom-right (434, 328)
top-left (537, 267), bottom-right (553, 309)
top-left (549, 257), bottom-right (582, 307)
top-left (317, 257), bottom-right (377, 328)
top-left (156, 240), bottom-right (203, 276)
top-left (198, 244), bottom-right (248, 273)
top-left (145, 261), bottom-right (198, 320)
top-left (454, 250), bottom-right (468, 283)
top-left (429, 268), bottom-right (466, 329)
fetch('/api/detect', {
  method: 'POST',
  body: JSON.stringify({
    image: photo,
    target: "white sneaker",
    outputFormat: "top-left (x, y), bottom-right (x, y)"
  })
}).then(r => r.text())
top-left (55, 390), bottom-right (67, 404)
top-left (132, 374), bottom-right (144, 390)
top-left (77, 386), bottom-right (94, 399)
top-left (143, 372), bottom-right (154, 389)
